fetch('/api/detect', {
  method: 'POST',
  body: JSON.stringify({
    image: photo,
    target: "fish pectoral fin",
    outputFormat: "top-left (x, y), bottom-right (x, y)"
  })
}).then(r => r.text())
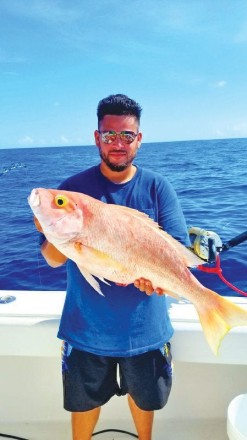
top-left (75, 242), bottom-right (128, 274)
top-left (97, 277), bottom-right (111, 286)
top-left (78, 266), bottom-right (105, 296)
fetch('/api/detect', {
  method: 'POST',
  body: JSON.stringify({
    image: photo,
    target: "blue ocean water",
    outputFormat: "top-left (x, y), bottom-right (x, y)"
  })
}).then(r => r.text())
top-left (0, 138), bottom-right (246, 295)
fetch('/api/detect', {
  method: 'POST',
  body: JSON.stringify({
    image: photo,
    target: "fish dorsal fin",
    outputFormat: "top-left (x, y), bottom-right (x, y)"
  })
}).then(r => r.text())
top-left (108, 204), bottom-right (204, 268)
top-left (108, 204), bottom-right (162, 229)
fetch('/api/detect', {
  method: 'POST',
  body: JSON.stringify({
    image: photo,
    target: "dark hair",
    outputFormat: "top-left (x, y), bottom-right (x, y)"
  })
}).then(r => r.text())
top-left (97, 94), bottom-right (142, 126)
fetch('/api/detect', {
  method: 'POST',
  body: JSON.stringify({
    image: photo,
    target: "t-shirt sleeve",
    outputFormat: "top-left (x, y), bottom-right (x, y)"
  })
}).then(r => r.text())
top-left (157, 178), bottom-right (190, 246)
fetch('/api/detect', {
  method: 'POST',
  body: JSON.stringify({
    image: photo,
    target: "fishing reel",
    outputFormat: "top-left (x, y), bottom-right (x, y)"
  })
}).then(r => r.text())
top-left (188, 227), bottom-right (247, 297)
top-left (188, 226), bottom-right (223, 263)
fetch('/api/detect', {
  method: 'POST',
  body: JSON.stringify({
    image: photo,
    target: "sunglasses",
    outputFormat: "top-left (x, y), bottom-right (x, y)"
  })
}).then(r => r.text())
top-left (98, 130), bottom-right (138, 144)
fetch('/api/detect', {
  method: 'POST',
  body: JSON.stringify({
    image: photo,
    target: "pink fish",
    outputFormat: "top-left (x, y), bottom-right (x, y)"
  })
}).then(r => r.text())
top-left (28, 188), bottom-right (247, 355)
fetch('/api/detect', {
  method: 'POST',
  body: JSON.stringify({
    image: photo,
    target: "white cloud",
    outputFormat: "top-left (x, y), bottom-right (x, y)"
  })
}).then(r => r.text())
top-left (211, 80), bottom-right (227, 88)
top-left (75, 137), bottom-right (84, 144)
top-left (2, 71), bottom-right (19, 76)
top-left (215, 129), bottom-right (225, 137)
top-left (234, 21), bottom-right (247, 43)
top-left (60, 135), bottom-right (69, 143)
top-left (215, 121), bottom-right (247, 139)
top-left (0, 0), bottom-right (81, 24)
top-left (18, 136), bottom-right (34, 146)
top-left (233, 121), bottom-right (247, 135)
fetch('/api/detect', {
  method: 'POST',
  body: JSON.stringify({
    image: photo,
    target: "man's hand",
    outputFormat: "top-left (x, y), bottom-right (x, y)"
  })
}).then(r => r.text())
top-left (116, 279), bottom-right (165, 295)
top-left (134, 278), bottom-right (164, 296)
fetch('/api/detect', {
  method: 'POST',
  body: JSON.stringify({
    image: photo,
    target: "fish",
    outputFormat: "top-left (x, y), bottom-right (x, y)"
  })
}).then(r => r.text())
top-left (28, 187), bottom-right (247, 355)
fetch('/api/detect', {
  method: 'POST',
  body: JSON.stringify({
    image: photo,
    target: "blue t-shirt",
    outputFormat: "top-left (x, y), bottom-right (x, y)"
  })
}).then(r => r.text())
top-left (56, 164), bottom-right (190, 356)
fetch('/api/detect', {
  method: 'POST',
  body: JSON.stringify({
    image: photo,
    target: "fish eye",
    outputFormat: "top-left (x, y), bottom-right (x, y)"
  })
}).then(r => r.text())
top-left (55, 195), bottom-right (68, 208)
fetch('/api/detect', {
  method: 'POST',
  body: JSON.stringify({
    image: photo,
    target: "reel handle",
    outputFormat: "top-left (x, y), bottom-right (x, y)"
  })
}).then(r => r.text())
top-left (208, 238), bottom-right (217, 263)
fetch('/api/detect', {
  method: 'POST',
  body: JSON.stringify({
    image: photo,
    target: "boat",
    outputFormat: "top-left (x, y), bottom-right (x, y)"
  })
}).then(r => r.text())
top-left (0, 290), bottom-right (247, 439)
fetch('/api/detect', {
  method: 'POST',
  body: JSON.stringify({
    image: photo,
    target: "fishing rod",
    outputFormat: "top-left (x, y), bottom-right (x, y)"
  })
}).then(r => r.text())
top-left (221, 230), bottom-right (247, 253)
top-left (189, 227), bottom-right (247, 296)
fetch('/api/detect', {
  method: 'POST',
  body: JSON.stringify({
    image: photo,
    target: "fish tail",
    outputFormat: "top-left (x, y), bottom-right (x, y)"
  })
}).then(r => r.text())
top-left (195, 289), bottom-right (247, 355)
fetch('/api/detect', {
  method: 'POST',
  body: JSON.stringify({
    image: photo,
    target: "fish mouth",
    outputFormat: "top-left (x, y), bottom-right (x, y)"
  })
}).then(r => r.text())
top-left (28, 189), bottom-right (40, 208)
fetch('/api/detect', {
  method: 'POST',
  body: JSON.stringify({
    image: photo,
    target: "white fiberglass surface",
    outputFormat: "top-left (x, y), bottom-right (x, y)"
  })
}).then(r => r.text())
top-left (0, 419), bottom-right (227, 440)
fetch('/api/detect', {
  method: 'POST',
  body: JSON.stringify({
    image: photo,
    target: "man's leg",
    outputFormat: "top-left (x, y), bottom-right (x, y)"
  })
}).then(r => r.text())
top-left (63, 347), bottom-right (119, 440)
top-left (128, 394), bottom-right (154, 440)
top-left (72, 407), bottom-right (101, 440)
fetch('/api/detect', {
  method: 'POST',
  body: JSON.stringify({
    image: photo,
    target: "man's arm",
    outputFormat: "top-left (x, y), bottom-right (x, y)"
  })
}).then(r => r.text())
top-left (41, 239), bottom-right (68, 268)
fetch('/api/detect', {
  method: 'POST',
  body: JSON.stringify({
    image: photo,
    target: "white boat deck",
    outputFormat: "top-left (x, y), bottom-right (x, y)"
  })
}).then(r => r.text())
top-left (0, 419), bottom-right (227, 440)
top-left (1, 290), bottom-right (247, 440)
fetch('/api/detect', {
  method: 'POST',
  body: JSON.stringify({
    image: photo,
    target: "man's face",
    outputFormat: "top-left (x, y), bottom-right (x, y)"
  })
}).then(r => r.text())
top-left (94, 115), bottom-right (142, 172)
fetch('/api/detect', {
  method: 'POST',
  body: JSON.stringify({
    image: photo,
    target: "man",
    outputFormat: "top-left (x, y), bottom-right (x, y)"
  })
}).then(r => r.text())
top-left (39, 94), bottom-right (190, 440)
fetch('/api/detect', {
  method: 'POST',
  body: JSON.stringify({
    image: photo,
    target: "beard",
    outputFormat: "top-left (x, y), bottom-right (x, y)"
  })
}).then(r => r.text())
top-left (99, 148), bottom-right (136, 172)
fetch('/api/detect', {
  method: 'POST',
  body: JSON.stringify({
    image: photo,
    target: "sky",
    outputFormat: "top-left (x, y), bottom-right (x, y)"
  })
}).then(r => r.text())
top-left (1, 0), bottom-right (247, 148)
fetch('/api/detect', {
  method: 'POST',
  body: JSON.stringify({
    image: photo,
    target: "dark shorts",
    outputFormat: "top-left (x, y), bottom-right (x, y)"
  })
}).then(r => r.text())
top-left (61, 342), bottom-right (173, 412)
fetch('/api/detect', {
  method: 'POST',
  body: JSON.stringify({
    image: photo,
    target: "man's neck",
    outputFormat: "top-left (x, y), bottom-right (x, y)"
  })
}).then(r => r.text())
top-left (100, 163), bottom-right (137, 184)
